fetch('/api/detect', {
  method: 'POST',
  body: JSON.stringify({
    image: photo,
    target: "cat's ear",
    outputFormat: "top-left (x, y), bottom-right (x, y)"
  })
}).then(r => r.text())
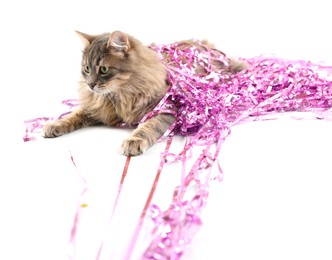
top-left (107, 31), bottom-right (130, 52)
top-left (75, 31), bottom-right (96, 48)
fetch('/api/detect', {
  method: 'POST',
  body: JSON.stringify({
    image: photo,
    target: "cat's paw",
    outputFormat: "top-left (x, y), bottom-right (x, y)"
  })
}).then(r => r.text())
top-left (121, 137), bottom-right (149, 156)
top-left (42, 122), bottom-right (66, 138)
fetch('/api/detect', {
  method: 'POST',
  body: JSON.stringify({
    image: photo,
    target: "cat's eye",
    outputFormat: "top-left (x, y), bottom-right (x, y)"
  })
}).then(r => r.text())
top-left (100, 66), bottom-right (110, 75)
top-left (83, 65), bottom-right (90, 74)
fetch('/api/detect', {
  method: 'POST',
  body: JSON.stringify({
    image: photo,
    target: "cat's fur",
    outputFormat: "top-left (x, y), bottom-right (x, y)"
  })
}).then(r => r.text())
top-left (43, 30), bottom-right (246, 156)
top-left (43, 31), bottom-right (174, 156)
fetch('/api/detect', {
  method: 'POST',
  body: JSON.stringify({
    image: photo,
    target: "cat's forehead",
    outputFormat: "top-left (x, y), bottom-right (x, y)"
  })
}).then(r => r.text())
top-left (84, 37), bottom-right (107, 56)
top-left (81, 33), bottom-right (131, 66)
top-left (83, 35), bottom-right (110, 61)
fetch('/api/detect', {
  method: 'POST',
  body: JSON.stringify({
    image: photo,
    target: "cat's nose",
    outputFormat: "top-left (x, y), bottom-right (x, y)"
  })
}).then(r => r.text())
top-left (88, 83), bottom-right (96, 90)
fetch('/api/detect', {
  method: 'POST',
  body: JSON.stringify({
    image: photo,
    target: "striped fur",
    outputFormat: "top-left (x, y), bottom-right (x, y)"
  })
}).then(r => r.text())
top-left (43, 30), bottom-right (174, 156)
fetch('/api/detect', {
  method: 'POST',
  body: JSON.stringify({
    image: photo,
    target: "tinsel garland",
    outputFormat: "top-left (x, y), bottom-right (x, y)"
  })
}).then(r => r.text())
top-left (23, 40), bottom-right (332, 259)
top-left (140, 41), bottom-right (332, 259)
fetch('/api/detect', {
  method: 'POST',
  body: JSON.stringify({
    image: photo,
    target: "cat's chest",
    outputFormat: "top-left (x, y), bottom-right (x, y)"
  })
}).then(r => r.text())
top-left (80, 88), bottom-right (149, 125)
top-left (84, 93), bottom-right (135, 124)
top-left (81, 93), bottom-right (115, 122)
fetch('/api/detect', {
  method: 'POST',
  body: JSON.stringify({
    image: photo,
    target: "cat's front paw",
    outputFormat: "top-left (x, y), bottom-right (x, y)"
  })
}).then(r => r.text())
top-left (42, 122), bottom-right (66, 138)
top-left (121, 137), bottom-right (149, 156)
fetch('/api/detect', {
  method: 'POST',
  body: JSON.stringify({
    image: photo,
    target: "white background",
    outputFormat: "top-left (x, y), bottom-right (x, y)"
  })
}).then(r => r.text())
top-left (1, 0), bottom-right (332, 259)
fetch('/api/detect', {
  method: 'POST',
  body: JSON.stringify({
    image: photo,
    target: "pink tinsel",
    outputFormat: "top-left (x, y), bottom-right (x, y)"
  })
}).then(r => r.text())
top-left (148, 42), bottom-right (332, 143)
top-left (141, 41), bottom-right (332, 259)
top-left (23, 40), bottom-right (332, 259)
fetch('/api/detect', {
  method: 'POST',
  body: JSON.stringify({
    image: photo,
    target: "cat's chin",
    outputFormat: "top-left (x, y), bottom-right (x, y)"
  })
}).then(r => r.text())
top-left (89, 87), bottom-right (113, 95)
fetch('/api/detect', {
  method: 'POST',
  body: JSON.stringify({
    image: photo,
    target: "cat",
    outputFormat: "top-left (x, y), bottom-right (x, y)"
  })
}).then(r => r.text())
top-left (42, 30), bottom-right (246, 156)
top-left (43, 30), bottom-right (174, 156)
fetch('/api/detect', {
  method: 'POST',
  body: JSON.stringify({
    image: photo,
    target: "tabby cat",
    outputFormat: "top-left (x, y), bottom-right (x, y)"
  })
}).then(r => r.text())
top-left (42, 31), bottom-right (176, 156)
top-left (43, 30), bottom-right (245, 156)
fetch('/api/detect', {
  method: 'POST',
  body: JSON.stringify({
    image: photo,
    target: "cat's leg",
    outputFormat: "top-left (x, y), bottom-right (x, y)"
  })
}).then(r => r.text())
top-left (121, 113), bottom-right (175, 156)
top-left (43, 109), bottom-right (98, 138)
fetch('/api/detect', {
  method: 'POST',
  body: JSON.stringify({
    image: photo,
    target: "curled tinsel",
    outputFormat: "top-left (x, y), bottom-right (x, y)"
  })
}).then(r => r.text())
top-left (22, 40), bottom-right (332, 259)
top-left (148, 42), bottom-right (332, 143)
top-left (142, 41), bottom-right (332, 259)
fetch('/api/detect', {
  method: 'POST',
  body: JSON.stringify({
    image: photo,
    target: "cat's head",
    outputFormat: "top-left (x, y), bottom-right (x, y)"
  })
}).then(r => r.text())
top-left (76, 30), bottom-right (135, 95)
